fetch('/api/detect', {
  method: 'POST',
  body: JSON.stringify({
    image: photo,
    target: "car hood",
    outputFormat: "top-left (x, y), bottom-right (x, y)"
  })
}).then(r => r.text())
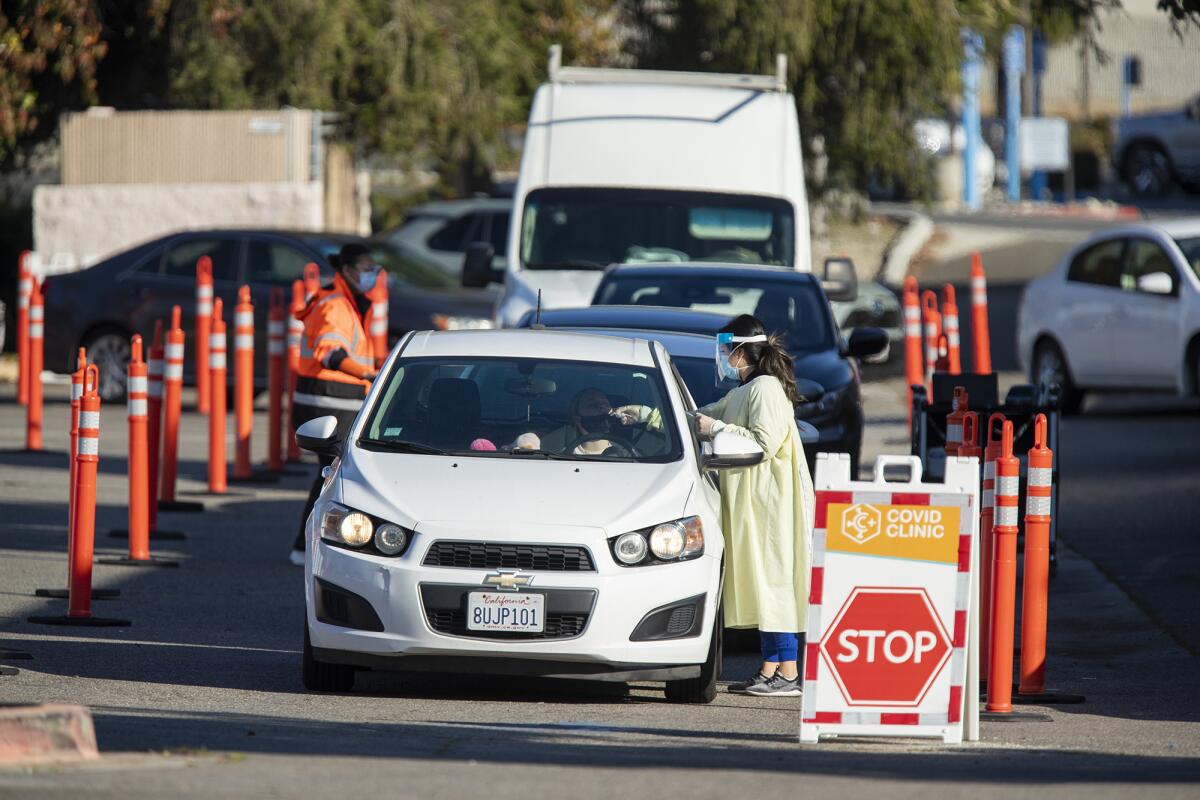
top-left (791, 348), bottom-right (853, 392)
top-left (340, 448), bottom-right (694, 538)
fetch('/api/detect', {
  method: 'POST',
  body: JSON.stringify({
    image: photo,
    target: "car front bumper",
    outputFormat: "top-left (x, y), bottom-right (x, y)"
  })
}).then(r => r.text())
top-left (306, 525), bottom-right (722, 679)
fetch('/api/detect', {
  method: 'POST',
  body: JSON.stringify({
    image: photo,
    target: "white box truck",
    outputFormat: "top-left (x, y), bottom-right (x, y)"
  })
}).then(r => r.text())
top-left (463, 47), bottom-right (811, 327)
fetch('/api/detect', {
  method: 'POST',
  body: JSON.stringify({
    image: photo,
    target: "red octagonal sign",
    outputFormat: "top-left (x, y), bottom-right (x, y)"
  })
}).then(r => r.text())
top-left (820, 587), bottom-right (952, 707)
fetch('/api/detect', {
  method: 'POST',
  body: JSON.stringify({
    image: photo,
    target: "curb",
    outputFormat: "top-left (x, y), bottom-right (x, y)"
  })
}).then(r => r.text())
top-left (0, 704), bottom-right (99, 765)
top-left (876, 210), bottom-right (934, 288)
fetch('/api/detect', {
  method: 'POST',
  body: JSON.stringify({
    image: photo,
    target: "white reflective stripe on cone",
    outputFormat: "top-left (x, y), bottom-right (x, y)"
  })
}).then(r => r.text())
top-left (30, 306), bottom-right (44, 321)
top-left (210, 353), bottom-right (227, 369)
top-left (29, 324), bottom-right (43, 338)
top-left (995, 505), bottom-right (1019, 527)
top-left (197, 285), bottom-right (214, 298)
top-left (235, 334), bottom-right (254, 350)
top-left (268, 342), bottom-right (285, 355)
top-left (165, 363), bottom-right (183, 380)
top-left (128, 397), bottom-right (148, 417)
top-left (166, 343), bottom-right (185, 360)
top-left (995, 475), bottom-right (1019, 497)
top-left (148, 360), bottom-right (163, 376)
top-left (77, 437), bottom-right (99, 456)
top-left (79, 411), bottom-right (100, 429)
top-left (128, 376), bottom-right (148, 394)
top-left (292, 391), bottom-right (363, 411)
top-left (982, 489), bottom-right (994, 509)
top-left (1028, 466), bottom-right (1052, 486)
top-left (268, 321), bottom-right (285, 336)
top-left (211, 333), bottom-right (225, 349)
top-left (19, 278), bottom-right (32, 293)
top-left (71, 384), bottom-right (83, 401)
top-left (1026, 494), bottom-right (1052, 517)
top-left (236, 311), bottom-right (254, 327)
top-left (197, 302), bottom-right (213, 315)
top-left (947, 424), bottom-right (963, 443)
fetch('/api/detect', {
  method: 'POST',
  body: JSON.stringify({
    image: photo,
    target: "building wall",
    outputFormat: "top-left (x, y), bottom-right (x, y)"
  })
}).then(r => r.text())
top-left (982, 1), bottom-right (1200, 119)
top-left (60, 109), bottom-right (314, 185)
top-left (32, 182), bottom-right (324, 268)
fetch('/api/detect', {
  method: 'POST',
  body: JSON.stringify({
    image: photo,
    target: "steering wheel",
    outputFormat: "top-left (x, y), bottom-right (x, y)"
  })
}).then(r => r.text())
top-left (568, 431), bottom-right (641, 458)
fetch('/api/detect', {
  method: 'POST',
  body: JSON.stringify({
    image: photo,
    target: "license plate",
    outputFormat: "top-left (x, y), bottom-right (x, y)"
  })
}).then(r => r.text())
top-left (467, 592), bottom-right (545, 633)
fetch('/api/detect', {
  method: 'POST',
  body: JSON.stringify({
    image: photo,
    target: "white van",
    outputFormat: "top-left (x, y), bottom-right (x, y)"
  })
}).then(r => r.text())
top-left (463, 47), bottom-right (811, 327)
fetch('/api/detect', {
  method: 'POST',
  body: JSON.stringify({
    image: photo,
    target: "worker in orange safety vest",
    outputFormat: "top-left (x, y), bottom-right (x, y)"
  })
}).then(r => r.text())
top-left (289, 243), bottom-right (382, 564)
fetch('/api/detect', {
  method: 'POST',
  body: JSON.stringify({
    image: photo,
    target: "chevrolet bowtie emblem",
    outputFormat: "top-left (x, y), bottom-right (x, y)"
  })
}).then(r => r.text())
top-left (482, 570), bottom-right (533, 591)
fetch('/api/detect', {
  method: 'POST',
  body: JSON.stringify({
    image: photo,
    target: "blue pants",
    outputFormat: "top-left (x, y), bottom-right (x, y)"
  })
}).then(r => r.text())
top-left (760, 631), bottom-right (800, 663)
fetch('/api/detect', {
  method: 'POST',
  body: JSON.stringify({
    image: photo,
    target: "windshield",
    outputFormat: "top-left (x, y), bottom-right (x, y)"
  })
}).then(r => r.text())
top-left (363, 356), bottom-right (682, 463)
top-left (594, 275), bottom-right (835, 352)
top-left (520, 188), bottom-right (794, 270)
top-left (304, 236), bottom-right (454, 290)
top-left (1176, 237), bottom-right (1200, 278)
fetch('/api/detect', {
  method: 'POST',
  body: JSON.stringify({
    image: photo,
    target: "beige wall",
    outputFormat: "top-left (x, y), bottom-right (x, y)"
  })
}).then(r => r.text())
top-left (60, 109), bottom-right (314, 185)
top-left (33, 182), bottom-right (324, 265)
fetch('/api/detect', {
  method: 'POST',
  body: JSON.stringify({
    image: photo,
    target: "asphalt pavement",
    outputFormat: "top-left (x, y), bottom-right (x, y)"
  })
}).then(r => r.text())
top-left (2, 215), bottom-right (1199, 797)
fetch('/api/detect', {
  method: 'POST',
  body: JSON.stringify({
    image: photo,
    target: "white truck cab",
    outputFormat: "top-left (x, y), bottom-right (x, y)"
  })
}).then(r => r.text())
top-left (463, 47), bottom-right (811, 327)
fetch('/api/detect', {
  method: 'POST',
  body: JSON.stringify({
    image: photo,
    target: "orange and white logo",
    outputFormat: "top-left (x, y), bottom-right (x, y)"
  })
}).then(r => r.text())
top-left (839, 504), bottom-right (882, 545)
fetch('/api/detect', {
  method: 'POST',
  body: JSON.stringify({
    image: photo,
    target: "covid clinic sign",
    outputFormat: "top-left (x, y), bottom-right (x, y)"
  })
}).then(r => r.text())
top-left (801, 454), bottom-right (980, 745)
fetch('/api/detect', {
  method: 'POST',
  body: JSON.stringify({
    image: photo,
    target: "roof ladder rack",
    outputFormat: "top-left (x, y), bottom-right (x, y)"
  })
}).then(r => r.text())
top-left (547, 45), bottom-right (788, 93)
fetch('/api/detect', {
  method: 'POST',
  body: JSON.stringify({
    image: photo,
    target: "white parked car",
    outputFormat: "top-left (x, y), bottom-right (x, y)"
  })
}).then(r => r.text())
top-left (298, 329), bottom-right (765, 702)
top-left (1017, 219), bottom-right (1200, 412)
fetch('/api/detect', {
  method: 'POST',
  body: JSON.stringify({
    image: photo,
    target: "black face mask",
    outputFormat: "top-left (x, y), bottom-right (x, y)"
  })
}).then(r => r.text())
top-left (578, 413), bottom-right (611, 434)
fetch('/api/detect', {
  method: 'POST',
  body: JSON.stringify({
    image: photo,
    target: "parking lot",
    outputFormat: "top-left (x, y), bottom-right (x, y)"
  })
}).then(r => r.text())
top-left (2, 333), bottom-right (1198, 796)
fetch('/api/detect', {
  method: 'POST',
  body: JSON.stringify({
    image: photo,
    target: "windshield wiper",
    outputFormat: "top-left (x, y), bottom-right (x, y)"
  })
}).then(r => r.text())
top-left (506, 448), bottom-right (589, 460)
top-left (357, 438), bottom-right (448, 455)
top-left (526, 259), bottom-right (607, 270)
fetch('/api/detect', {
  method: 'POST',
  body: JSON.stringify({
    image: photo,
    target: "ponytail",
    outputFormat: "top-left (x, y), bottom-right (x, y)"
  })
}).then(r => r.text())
top-left (719, 313), bottom-right (800, 406)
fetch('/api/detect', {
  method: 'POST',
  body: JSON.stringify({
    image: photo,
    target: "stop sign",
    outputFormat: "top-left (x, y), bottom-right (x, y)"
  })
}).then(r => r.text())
top-left (820, 587), bottom-right (952, 707)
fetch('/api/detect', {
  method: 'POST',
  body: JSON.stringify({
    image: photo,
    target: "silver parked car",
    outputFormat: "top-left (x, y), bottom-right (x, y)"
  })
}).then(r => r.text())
top-left (1114, 94), bottom-right (1200, 196)
top-left (377, 197), bottom-right (510, 278)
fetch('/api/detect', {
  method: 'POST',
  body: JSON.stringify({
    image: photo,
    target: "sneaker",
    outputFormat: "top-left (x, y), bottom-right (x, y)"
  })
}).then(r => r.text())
top-left (745, 673), bottom-right (802, 697)
top-left (728, 671), bottom-right (775, 695)
top-left (288, 549), bottom-right (305, 566)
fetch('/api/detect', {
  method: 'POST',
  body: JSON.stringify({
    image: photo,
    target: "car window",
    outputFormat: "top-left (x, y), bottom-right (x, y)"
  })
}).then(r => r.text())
top-left (487, 212), bottom-right (511, 253)
top-left (594, 275), bottom-right (834, 352)
top-left (427, 214), bottom-right (478, 253)
top-left (246, 240), bottom-right (312, 285)
top-left (1122, 238), bottom-right (1177, 294)
top-left (373, 244), bottom-right (454, 289)
top-left (163, 238), bottom-right (241, 282)
top-left (1174, 237), bottom-right (1200, 279)
top-left (1066, 239), bottom-right (1124, 288)
top-left (363, 356), bottom-right (681, 463)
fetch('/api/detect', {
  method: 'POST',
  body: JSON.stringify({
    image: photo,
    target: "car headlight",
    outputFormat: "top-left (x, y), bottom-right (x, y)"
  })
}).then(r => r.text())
top-left (614, 532), bottom-right (648, 565)
top-left (374, 523), bottom-right (408, 555)
top-left (433, 314), bottom-right (494, 330)
top-left (319, 503), bottom-right (412, 556)
top-left (611, 516), bottom-right (703, 566)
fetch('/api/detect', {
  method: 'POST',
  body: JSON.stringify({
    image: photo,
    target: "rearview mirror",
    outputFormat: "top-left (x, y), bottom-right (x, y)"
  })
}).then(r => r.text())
top-left (822, 256), bottom-right (859, 302)
top-left (462, 242), bottom-right (504, 288)
top-left (1136, 271), bottom-right (1173, 295)
top-left (296, 415), bottom-right (341, 458)
top-left (704, 430), bottom-right (764, 469)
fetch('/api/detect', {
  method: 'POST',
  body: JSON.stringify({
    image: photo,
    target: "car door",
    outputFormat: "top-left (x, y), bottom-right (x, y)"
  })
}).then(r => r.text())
top-left (1164, 95), bottom-right (1200, 181)
top-left (151, 235), bottom-right (244, 382)
top-left (1111, 237), bottom-right (1182, 388)
top-left (245, 235), bottom-right (320, 381)
top-left (1057, 238), bottom-right (1126, 386)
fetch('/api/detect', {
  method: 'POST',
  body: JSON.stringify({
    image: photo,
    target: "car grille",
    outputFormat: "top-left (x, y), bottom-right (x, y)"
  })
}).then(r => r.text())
top-left (422, 541), bottom-right (596, 572)
top-left (844, 307), bottom-right (900, 329)
top-left (425, 609), bottom-right (589, 640)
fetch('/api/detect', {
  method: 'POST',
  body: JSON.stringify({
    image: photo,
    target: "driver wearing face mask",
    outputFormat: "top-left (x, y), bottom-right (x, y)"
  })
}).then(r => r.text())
top-left (538, 387), bottom-right (660, 455)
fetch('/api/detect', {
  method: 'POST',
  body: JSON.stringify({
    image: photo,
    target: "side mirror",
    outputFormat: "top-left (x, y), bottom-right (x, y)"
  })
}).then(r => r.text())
top-left (822, 256), bottom-right (859, 302)
top-left (462, 242), bottom-right (504, 288)
top-left (847, 327), bottom-right (889, 358)
top-left (296, 415), bottom-right (341, 458)
top-left (704, 430), bottom-right (765, 469)
top-left (1136, 271), bottom-right (1173, 295)
top-left (794, 377), bottom-right (825, 403)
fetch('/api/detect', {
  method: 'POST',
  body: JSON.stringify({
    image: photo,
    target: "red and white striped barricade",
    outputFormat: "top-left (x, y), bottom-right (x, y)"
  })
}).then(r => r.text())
top-left (801, 453), bottom-right (980, 745)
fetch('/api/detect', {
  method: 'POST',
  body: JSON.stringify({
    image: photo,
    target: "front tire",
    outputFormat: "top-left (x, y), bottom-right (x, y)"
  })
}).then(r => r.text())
top-left (302, 625), bottom-right (355, 692)
top-left (1122, 143), bottom-right (1174, 197)
top-left (664, 610), bottom-right (722, 704)
top-left (82, 326), bottom-right (132, 402)
top-left (1033, 341), bottom-right (1083, 415)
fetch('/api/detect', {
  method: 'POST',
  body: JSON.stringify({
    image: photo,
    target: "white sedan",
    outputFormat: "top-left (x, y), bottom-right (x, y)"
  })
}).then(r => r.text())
top-left (1017, 219), bottom-right (1200, 412)
top-left (296, 329), bottom-right (764, 702)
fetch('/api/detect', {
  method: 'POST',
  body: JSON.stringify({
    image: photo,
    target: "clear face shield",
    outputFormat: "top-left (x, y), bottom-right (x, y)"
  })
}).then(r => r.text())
top-left (715, 332), bottom-right (767, 385)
